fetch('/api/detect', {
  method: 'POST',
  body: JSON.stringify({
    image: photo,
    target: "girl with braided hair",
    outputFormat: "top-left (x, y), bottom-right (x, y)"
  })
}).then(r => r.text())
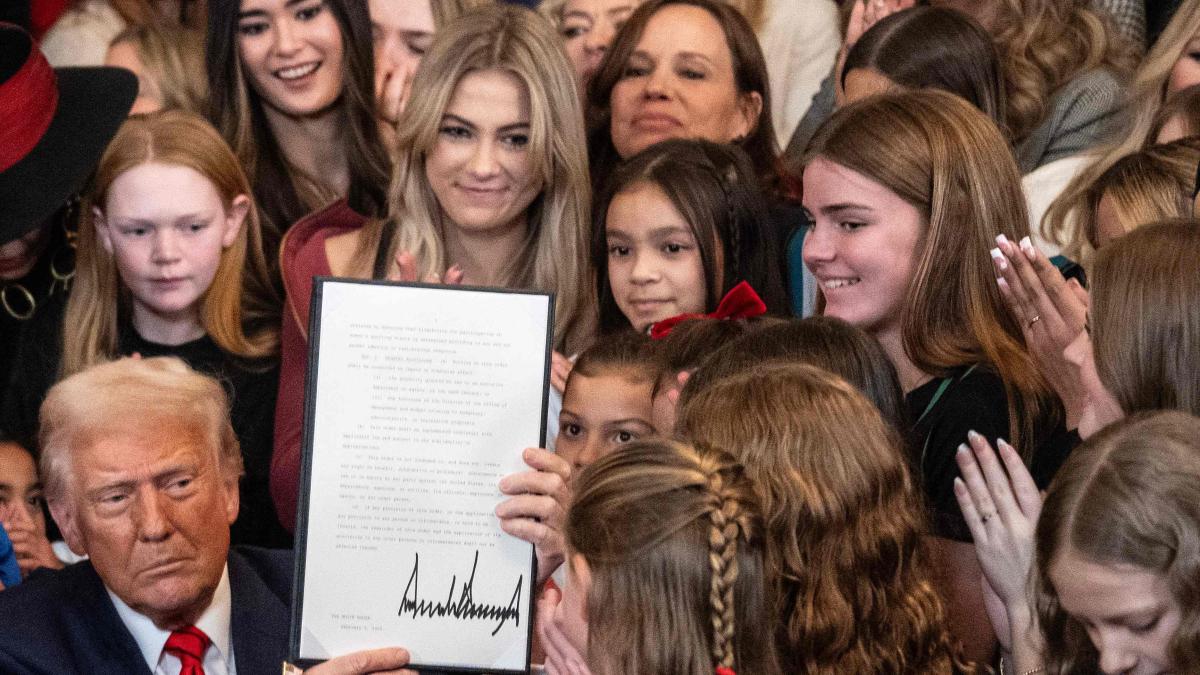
top-left (592, 138), bottom-right (789, 335)
top-left (542, 439), bottom-right (781, 675)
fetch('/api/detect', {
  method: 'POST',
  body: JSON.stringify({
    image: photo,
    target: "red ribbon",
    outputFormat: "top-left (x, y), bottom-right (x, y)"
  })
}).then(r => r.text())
top-left (649, 281), bottom-right (767, 340)
top-left (715, 667), bottom-right (736, 675)
top-left (0, 40), bottom-right (58, 173)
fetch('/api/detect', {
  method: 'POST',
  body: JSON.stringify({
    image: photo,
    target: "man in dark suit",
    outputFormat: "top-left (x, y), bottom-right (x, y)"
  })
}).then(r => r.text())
top-left (0, 357), bottom-right (413, 675)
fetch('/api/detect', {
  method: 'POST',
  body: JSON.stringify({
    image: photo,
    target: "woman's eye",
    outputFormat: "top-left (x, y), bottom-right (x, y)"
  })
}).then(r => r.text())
top-left (663, 242), bottom-right (688, 254)
top-left (622, 65), bottom-right (650, 78)
top-left (296, 3), bottom-right (323, 21)
top-left (238, 21), bottom-right (268, 36)
top-left (439, 125), bottom-right (471, 139)
top-left (679, 69), bottom-right (705, 80)
top-left (608, 245), bottom-right (631, 257)
top-left (613, 430), bottom-right (636, 443)
top-left (122, 227), bottom-right (149, 237)
top-left (838, 220), bottom-right (867, 231)
top-left (1131, 616), bottom-right (1161, 634)
top-left (405, 41), bottom-right (427, 56)
top-left (185, 222), bottom-right (208, 233)
top-left (560, 422), bottom-right (582, 437)
top-left (562, 25), bottom-right (587, 40)
top-left (502, 133), bottom-right (530, 148)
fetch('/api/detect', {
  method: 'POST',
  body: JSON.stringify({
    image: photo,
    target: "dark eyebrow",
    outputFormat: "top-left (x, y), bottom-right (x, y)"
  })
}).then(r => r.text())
top-left (604, 418), bottom-right (655, 429)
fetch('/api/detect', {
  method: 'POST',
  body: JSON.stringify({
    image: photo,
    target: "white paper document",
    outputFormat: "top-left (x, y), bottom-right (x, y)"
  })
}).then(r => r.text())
top-left (291, 279), bottom-right (552, 673)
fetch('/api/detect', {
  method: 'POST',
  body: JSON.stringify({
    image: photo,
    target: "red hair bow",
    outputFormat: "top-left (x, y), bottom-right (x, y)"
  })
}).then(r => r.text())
top-left (649, 281), bottom-right (767, 340)
top-left (715, 668), bottom-right (737, 675)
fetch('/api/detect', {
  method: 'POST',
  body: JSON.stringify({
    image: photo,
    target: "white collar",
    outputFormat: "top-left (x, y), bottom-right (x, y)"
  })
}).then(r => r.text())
top-left (107, 564), bottom-right (234, 672)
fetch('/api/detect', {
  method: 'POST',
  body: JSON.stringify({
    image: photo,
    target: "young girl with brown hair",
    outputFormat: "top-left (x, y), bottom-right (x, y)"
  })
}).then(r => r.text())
top-left (542, 439), bottom-right (781, 675)
top-left (0, 111), bottom-right (287, 548)
top-left (801, 89), bottom-right (1070, 662)
top-left (679, 361), bottom-right (969, 673)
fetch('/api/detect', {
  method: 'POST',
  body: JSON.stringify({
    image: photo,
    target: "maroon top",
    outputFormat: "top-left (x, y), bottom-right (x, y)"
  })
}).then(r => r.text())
top-left (271, 199), bottom-right (367, 533)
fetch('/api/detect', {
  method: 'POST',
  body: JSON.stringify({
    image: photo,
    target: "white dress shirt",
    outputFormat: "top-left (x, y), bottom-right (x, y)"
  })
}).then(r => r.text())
top-left (108, 564), bottom-right (238, 675)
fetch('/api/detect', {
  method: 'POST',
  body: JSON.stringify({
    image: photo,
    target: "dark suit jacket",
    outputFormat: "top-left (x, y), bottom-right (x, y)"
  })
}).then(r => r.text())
top-left (0, 546), bottom-right (292, 674)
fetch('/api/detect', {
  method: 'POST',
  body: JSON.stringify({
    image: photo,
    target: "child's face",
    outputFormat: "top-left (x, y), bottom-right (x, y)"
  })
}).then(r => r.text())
top-left (0, 442), bottom-right (46, 534)
top-left (95, 162), bottom-right (246, 340)
top-left (558, 372), bottom-right (655, 472)
top-left (606, 181), bottom-right (708, 331)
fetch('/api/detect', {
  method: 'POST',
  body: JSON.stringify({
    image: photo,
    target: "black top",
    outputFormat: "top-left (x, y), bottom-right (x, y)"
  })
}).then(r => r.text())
top-left (1, 314), bottom-right (292, 549)
top-left (904, 365), bottom-right (1078, 542)
top-left (0, 224), bottom-right (71, 397)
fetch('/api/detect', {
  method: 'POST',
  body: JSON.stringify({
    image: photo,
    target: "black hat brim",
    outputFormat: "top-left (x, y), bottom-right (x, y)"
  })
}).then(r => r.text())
top-left (0, 66), bottom-right (136, 244)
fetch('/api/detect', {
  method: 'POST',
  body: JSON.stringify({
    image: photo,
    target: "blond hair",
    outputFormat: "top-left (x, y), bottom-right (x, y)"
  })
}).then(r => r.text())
top-left (992, 0), bottom-right (1132, 146)
top-left (1091, 220), bottom-right (1200, 417)
top-left (351, 4), bottom-right (595, 353)
top-left (39, 356), bottom-right (243, 506)
top-left (1035, 410), bottom-right (1200, 674)
top-left (431, 0), bottom-right (495, 25)
top-left (110, 23), bottom-right (207, 115)
top-left (678, 362), bottom-right (967, 673)
top-left (1071, 138), bottom-right (1200, 253)
top-left (1042, 0), bottom-right (1200, 260)
top-left (64, 111), bottom-right (279, 377)
top-left (804, 90), bottom-right (1059, 461)
top-left (568, 439), bottom-right (781, 675)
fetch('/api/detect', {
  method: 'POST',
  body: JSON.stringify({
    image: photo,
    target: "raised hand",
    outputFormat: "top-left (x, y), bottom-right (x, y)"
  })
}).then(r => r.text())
top-left (991, 235), bottom-right (1089, 428)
top-left (496, 448), bottom-right (572, 585)
top-left (953, 430), bottom-right (1045, 670)
top-left (538, 587), bottom-right (591, 675)
top-left (386, 250), bottom-right (464, 285)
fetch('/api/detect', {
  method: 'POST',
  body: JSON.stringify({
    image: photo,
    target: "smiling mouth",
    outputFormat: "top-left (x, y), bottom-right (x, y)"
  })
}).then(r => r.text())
top-left (820, 277), bottom-right (861, 290)
top-left (631, 114), bottom-right (681, 131)
top-left (275, 62), bottom-right (320, 81)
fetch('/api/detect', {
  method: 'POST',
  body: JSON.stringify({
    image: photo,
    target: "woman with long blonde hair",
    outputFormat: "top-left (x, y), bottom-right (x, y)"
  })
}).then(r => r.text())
top-left (1042, 0), bottom-right (1200, 264)
top-left (271, 4), bottom-right (595, 533)
top-left (0, 110), bottom-right (289, 548)
top-left (543, 439), bottom-right (782, 675)
top-left (679, 361), bottom-right (969, 673)
top-left (801, 89), bottom-right (1070, 662)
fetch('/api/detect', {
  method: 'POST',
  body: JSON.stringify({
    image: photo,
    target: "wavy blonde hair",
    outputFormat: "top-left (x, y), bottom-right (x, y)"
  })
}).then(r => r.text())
top-left (431, 0), bottom-right (494, 24)
top-left (1034, 410), bottom-right (1200, 674)
top-left (351, 5), bottom-right (595, 353)
top-left (63, 111), bottom-right (279, 377)
top-left (804, 90), bottom-right (1060, 462)
top-left (568, 439), bottom-right (781, 675)
top-left (110, 23), bottom-right (207, 115)
top-left (1042, 0), bottom-right (1200, 261)
top-left (678, 362), bottom-right (968, 673)
top-left (1070, 138), bottom-right (1200, 253)
top-left (991, 0), bottom-right (1132, 146)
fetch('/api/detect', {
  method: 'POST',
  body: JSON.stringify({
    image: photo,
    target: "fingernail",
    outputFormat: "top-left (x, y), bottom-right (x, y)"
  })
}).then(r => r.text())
top-left (997, 438), bottom-right (1012, 452)
top-left (498, 476), bottom-right (509, 491)
top-left (957, 443), bottom-right (969, 455)
top-left (953, 477), bottom-right (965, 491)
top-left (990, 248), bottom-right (1007, 271)
top-left (1020, 236), bottom-right (1036, 259)
top-left (995, 234), bottom-right (1010, 247)
top-left (967, 430), bottom-right (981, 442)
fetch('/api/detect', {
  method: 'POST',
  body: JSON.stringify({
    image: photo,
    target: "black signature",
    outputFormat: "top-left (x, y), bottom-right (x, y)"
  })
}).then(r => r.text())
top-left (398, 550), bottom-right (523, 636)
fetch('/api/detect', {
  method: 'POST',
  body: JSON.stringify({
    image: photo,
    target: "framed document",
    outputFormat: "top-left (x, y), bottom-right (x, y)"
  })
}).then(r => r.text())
top-left (289, 278), bottom-right (553, 673)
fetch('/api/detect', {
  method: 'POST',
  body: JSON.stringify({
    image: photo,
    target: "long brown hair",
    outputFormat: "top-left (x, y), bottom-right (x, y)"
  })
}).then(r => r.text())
top-left (804, 90), bottom-right (1059, 461)
top-left (1091, 220), bottom-right (1200, 417)
top-left (1035, 410), bottom-right (1200, 674)
top-left (64, 111), bottom-right (278, 377)
top-left (568, 439), bottom-right (781, 675)
top-left (678, 362), bottom-right (967, 673)
top-left (586, 0), bottom-right (779, 193)
top-left (205, 0), bottom-right (389, 247)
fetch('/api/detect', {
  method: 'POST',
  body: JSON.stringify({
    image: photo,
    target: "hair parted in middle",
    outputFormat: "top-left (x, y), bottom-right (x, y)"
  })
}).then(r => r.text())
top-left (803, 89), bottom-right (1060, 462)
top-left (1035, 410), bottom-right (1200, 674)
top-left (842, 6), bottom-right (1007, 134)
top-left (585, 0), bottom-right (779, 192)
top-left (1090, 219), bottom-right (1200, 418)
top-left (567, 438), bottom-right (781, 675)
top-left (63, 111), bottom-right (279, 379)
top-left (593, 138), bottom-right (789, 335)
top-left (205, 0), bottom-right (390, 248)
top-left (350, 4), bottom-right (595, 354)
top-left (677, 361), bottom-right (968, 673)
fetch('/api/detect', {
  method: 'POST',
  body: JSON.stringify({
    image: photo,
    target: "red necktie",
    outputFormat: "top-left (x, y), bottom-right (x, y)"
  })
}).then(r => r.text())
top-left (164, 625), bottom-right (211, 675)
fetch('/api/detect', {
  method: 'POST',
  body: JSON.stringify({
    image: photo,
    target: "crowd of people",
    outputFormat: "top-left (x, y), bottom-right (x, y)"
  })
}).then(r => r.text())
top-left (0, 0), bottom-right (1197, 672)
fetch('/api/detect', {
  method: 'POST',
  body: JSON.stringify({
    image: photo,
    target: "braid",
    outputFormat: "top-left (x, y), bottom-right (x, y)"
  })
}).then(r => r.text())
top-left (704, 464), bottom-right (742, 671)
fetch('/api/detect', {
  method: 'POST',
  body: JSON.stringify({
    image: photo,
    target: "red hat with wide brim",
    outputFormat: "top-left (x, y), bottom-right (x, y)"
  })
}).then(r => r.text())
top-left (0, 22), bottom-right (136, 244)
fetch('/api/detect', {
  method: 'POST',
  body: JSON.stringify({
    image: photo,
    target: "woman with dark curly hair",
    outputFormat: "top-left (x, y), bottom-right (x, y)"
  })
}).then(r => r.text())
top-left (678, 361), bottom-right (971, 673)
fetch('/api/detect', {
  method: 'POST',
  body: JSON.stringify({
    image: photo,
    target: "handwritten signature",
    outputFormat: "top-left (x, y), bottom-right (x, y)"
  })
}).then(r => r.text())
top-left (398, 550), bottom-right (523, 636)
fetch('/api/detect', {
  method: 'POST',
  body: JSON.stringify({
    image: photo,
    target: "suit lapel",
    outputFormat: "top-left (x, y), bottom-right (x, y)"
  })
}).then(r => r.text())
top-left (66, 563), bottom-right (154, 675)
top-left (229, 549), bottom-right (291, 675)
